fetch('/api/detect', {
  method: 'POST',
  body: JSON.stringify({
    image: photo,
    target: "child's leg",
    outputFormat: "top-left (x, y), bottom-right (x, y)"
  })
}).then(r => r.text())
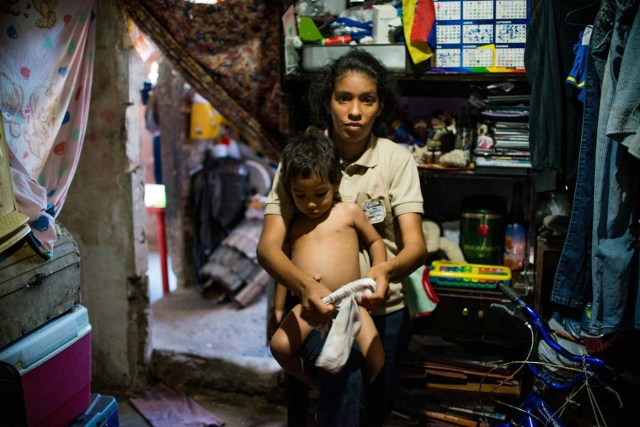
top-left (270, 304), bottom-right (318, 388)
top-left (355, 306), bottom-right (385, 383)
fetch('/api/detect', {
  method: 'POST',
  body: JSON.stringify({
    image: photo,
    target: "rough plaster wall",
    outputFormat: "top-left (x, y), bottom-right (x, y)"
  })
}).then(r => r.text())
top-left (60, 0), bottom-right (149, 393)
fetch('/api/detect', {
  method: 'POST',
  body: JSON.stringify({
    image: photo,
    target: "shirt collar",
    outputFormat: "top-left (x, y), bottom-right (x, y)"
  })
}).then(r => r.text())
top-left (340, 133), bottom-right (379, 171)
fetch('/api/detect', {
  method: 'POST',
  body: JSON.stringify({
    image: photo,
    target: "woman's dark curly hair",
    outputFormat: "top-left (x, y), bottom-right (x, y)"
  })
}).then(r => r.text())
top-left (280, 126), bottom-right (342, 192)
top-left (308, 48), bottom-right (398, 135)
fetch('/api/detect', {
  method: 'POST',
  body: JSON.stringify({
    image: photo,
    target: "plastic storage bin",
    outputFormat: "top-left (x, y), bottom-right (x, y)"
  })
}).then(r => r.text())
top-left (302, 44), bottom-right (407, 72)
top-left (69, 393), bottom-right (119, 427)
top-left (0, 305), bottom-right (92, 427)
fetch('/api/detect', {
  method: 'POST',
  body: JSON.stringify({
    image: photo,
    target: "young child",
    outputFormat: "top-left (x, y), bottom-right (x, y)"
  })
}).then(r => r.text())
top-left (268, 126), bottom-right (386, 388)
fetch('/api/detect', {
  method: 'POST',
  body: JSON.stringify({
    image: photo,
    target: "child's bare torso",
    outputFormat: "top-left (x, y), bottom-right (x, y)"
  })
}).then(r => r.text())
top-left (288, 202), bottom-right (362, 292)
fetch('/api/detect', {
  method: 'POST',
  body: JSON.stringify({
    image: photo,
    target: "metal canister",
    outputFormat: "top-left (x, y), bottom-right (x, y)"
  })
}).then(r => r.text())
top-left (460, 208), bottom-right (504, 265)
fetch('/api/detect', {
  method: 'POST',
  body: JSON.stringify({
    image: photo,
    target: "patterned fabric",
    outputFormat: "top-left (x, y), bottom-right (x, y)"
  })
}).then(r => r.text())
top-left (118, 0), bottom-right (286, 160)
top-left (1, 0), bottom-right (97, 257)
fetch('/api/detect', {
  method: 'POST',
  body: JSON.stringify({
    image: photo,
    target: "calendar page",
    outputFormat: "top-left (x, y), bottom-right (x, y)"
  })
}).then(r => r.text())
top-left (432, 0), bottom-right (530, 73)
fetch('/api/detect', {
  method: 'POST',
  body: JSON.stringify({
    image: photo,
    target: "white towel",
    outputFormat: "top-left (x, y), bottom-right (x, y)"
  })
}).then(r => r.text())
top-left (315, 278), bottom-right (376, 374)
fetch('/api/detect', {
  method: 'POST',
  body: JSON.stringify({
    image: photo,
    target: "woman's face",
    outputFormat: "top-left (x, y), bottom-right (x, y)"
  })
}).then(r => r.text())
top-left (328, 71), bottom-right (382, 148)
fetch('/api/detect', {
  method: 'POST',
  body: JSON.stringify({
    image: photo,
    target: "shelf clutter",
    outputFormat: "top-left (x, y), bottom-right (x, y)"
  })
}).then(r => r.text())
top-left (286, 1), bottom-right (529, 74)
top-left (285, 1), bottom-right (534, 177)
top-left (397, 335), bottom-right (522, 426)
top-left (474, 93), bottom-right (531, 173)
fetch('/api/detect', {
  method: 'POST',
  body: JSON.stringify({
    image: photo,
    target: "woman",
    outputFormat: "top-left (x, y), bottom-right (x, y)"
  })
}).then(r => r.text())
top-left (257, 48), bottom-right (427, 426)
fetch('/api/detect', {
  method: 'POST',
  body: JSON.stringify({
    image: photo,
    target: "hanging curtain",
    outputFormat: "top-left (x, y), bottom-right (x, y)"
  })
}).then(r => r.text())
top-left (0, 0), bottom-right (97, 257)
top-left (117, 0), bottom-right (286, 160)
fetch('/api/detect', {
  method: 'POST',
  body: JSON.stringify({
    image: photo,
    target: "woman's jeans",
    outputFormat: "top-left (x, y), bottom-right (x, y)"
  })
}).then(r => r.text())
top-left (301, 308), bottom-right (412, 427)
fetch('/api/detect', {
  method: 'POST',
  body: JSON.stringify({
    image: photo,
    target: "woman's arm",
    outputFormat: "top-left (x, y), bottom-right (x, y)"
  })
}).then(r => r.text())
top-left (351, 203), bottom-right (388, 300)
top-left (360, 212), bottom-right (427, 311)
top-left (257, 214), bottom-right (335, 326)
top-left (351, 203), bottom-right (387, 267)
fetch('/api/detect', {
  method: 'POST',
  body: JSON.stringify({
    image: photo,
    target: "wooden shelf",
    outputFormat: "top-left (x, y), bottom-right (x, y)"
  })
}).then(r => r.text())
top-left (419, 167), bottom-right (531, 180)
top-left (284, 71), bottom-right (529, 93)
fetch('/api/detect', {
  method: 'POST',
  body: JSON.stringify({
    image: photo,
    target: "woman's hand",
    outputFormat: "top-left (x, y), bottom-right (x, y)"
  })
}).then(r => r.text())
top-left (359, 262), bottom-right (391, 311)
top-left (299, 277), bottom-right (335, 327)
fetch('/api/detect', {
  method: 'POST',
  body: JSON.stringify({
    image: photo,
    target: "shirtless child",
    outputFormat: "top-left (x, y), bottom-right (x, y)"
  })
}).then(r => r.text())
top-left (268, 127), bottom-right (386, 387)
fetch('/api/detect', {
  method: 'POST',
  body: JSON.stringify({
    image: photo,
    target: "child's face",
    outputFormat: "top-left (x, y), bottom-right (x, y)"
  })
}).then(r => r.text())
top-left (290, 174), bottom-right (337, 219)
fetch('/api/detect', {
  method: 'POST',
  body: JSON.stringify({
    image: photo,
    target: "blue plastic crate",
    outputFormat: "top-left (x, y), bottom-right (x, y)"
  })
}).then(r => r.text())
top-left (69, 393), bottom-right (119, 427)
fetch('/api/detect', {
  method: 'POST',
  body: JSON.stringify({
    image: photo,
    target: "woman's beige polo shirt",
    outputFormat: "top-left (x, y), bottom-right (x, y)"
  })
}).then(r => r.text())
top-left (265, 134), bottom-right (424, 315)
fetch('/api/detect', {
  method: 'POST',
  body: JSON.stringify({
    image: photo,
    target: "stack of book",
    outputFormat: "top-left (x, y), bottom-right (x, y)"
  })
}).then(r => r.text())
top-left (474, 94), bottom-right (531, 172)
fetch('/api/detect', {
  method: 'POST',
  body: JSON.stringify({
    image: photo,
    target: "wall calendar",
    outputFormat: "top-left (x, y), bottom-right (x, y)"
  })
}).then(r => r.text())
top-left (431, 0), bottom-right (530, 73)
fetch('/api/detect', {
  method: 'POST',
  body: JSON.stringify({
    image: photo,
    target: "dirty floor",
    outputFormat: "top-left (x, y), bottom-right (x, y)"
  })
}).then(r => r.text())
top-left (115, 261), bottom-right (420, 426)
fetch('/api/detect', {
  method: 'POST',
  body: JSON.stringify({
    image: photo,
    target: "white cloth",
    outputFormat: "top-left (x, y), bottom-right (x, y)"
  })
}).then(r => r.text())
top-left (315, 278), bottom-right (376, 374)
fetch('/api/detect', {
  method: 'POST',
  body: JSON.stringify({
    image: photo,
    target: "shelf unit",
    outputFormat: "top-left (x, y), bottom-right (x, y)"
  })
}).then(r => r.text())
top-left (279, 1), bottom-right (538, 413)
top-left (283, 67), bottom-right (538, 313)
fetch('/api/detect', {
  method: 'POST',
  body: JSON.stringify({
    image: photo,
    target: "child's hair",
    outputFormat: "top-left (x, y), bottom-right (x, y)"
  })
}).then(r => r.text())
top-left (308, 48), bottom-right (398, 135)
top-left (280, 126), bottom-right (342, 191)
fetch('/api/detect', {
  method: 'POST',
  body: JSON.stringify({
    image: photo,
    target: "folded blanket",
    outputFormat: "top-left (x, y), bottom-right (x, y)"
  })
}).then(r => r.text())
top-left (315, 279), bottom-right (376, 374)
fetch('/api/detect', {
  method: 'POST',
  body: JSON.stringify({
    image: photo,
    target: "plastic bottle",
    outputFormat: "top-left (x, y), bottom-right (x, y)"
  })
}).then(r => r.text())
top-left (504, 184), bottom-right (527, 271)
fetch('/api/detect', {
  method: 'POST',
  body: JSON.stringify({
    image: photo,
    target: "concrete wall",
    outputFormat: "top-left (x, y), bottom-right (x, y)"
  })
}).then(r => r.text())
top-left (60, 0), bottom-right (150, 393)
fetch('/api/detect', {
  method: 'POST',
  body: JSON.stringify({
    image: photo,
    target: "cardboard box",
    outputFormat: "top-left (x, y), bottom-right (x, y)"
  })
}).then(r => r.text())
top-left (0, 305), bottom-right (92, 427)
top-left (372, 4), bottom-right (397, 44)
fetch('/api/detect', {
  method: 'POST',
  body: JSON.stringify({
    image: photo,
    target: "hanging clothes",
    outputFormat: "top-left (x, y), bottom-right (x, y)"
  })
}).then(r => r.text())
top-left (524, 0), bottom-right (595, 191)
top-left (553, 0), bottom-right (640, 337)
top-left (587, 0), bottom-right (640, 336)
top-left (606, 10), bottom-right (640, 160)
top-left (566, 26), bottom-right (593, 102)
